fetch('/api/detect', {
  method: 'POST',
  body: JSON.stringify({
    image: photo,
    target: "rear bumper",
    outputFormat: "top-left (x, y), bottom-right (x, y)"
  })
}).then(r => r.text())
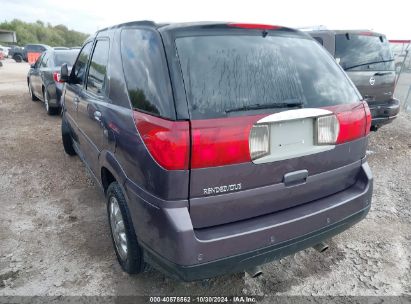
top-left (125, 162), bottom-right (373, 281)
top-left (144, 205), bottom-right (370, 281)
top-left (45, 83), bottom-right (63, 108)
top-left (369, 98), bottom-right (400, 127)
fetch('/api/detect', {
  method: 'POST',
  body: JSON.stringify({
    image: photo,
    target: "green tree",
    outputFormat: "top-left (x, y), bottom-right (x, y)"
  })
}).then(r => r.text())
top-left (0, 19), bottom-right (89, 47)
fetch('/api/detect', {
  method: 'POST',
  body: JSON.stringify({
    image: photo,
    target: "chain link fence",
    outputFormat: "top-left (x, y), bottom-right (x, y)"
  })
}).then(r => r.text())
top-left (391, 41), bottom-right (411, 112)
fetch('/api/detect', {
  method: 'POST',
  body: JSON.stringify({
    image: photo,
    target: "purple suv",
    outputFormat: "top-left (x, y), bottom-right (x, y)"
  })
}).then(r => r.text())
top-left (60, 21), bottom-right (373, 281)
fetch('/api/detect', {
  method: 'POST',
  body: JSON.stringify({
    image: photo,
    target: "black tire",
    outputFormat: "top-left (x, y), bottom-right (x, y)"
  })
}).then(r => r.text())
top-left (13, 54), bottom-right (23, 63)
top-left (28, 80), bottom-right (39, 101)
top-left (61, 116), bottom-right (76, 156)
top-left (107, 182), bottom-right (145, 274)
top-left (44, 90), bottom-right (59, 115)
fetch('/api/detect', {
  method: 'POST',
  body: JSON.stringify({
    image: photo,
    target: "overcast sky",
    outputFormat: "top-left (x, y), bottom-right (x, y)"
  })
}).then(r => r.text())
top-left (1, 0), bottom-right (408, 39)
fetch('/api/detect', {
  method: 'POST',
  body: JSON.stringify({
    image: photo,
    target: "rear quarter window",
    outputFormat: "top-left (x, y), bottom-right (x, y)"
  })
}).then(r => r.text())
top-left (120, 28), bottom-right (174, 119)
top-left (40, 52), bottom-right (50, 68)
top-left (313, 36), bottom-right (324, 45)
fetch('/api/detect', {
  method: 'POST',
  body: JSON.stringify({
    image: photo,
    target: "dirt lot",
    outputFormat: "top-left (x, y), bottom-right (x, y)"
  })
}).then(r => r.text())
top-left (0, 59), bottom-right (410, 297)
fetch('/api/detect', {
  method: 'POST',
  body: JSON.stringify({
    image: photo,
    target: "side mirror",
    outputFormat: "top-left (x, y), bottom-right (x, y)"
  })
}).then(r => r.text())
top-left (60, 63), bottom-right (69, 82)
top-left (30, 63), bottom-right (36, 69)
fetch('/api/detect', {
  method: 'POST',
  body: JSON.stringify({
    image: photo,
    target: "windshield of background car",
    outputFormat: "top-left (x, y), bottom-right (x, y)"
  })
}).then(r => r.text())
top-left (336, 34), bottom-right (395, 71)
top-left (54, 51), bottom-right (78, 67)
top-left (175, 34), bottom-right (361, 119)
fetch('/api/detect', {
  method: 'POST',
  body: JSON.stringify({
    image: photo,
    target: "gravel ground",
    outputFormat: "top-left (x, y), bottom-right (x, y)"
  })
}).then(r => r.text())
top-left (0, 59), bottom-right (410, 297)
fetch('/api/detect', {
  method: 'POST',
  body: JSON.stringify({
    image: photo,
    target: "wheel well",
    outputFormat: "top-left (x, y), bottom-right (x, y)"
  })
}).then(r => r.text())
top-left (101, 167), bottom-right (116, 194)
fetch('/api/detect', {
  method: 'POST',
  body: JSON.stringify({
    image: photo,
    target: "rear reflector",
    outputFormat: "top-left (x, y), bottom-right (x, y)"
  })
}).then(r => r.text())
top-left (316, 115), bottom-right (339, 145)
top-left (133, 111), bottom-right (189, 170)
top-left (249, 125), bottom-right (270, 160)
top-left (228, 23), bottom-right (281, 30)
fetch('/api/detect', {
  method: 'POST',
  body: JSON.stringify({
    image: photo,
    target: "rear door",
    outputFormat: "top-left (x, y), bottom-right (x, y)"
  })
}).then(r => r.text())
top-left (174, 29), bottom-right (368, 228)
top-left (76, 38), bottom-right (110, 176)
top-left (335, 33), bottom-right (396, 106)
top-left (33, 52), bottom-right (49, 96)
top-left (64, 41), bottom-right (93, 147)
top-left (40, 51), bottom-right (55, 97)
top-left (29, 53), bottom-right (45, 98)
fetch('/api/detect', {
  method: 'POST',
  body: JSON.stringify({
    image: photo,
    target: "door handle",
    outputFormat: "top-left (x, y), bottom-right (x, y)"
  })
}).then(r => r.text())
top-left (73, 97), bottom-right (80, 103)
top-left (373, 72), bottom-right (392, 76)
top-left (94, 111), bottom-right (102, 122)
top-left (283, 170), bottom-right (308, 187)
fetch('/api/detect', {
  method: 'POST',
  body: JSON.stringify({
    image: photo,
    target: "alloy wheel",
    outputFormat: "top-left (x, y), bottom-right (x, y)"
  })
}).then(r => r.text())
top-left (109, 196), bottom-right (128, 261)
top-left (44, 92), bottom-right (49, 112)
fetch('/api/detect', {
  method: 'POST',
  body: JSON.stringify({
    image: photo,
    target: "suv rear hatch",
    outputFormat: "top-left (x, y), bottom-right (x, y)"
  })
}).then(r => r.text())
top-left (335, 32), bottom-right (396, 106)
top-left (173, 25), bottom-right (371, 228)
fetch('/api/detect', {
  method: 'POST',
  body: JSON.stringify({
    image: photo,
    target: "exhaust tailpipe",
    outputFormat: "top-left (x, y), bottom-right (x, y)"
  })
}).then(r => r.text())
top-left (246, 266), bottom-right (263, 278)
top-left (313, 242), bottom-right (329, 253)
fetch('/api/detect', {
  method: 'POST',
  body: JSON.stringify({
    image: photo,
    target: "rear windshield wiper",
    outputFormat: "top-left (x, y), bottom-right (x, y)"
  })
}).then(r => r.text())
top-left (344, 59), bottom-right (394, 71)
top-left (225, 102), bottom-right (303, 113)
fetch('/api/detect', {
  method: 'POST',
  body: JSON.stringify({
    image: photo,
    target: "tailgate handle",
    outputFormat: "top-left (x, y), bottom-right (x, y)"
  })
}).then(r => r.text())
top-left (283, 170), bottom-right (308, 186)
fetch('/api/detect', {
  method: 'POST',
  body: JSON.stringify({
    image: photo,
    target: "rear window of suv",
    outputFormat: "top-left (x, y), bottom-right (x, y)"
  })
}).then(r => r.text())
top-left (54, 50), bottom-right (78, 67)
top-left (176, 34), bottom-right (361, 119)
top-left (335, 33), bottom-right (395, 72)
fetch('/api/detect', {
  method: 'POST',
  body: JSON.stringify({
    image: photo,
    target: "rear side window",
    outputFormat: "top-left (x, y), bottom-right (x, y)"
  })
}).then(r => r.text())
top-left (71, 42), bottom-right (93, 85)
top-left (313, 36), bottom-right (324, 45)
top-left (336, 34), bottom-right (395, 71)
top-left (121, 29), bottom-right (173, 118)
top-left (87, 40), bottom-right (109, 95)
top-left (34, 53), bottom-right (44, 68)
top-left (176, 35), bottom-right (361, 119)
top-left (40, 52), bottom-right (49, 68)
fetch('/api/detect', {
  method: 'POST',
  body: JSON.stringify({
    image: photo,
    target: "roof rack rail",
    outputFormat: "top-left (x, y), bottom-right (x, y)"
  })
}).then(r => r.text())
top-left (97, 20), bottom-right (158, 33)
top-left (298, 25), bottom-right (328, 31)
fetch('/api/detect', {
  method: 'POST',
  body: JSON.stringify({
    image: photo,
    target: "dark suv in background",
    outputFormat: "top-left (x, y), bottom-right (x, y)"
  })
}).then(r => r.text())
top-left (10, 44), bottom-right (50, 63)
top-left (60, 21), bottom-right (373, 281)
top-left (308, 30), bottom-right (400, 130)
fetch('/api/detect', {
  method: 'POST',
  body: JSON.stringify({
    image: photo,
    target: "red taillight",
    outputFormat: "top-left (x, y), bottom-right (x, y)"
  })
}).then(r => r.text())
top-left (325, 103), bottom-right (368, 144)
top-left (228, 23), bottom-right (281, 30)
top-left (134, 103), bottom-right (369, 170)
top-left (133, 111), bottom-right (189, 170)
top-left (191, 115), bottom-right (263, 169)
top-left (53, 72), bottom-right (62, 83)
